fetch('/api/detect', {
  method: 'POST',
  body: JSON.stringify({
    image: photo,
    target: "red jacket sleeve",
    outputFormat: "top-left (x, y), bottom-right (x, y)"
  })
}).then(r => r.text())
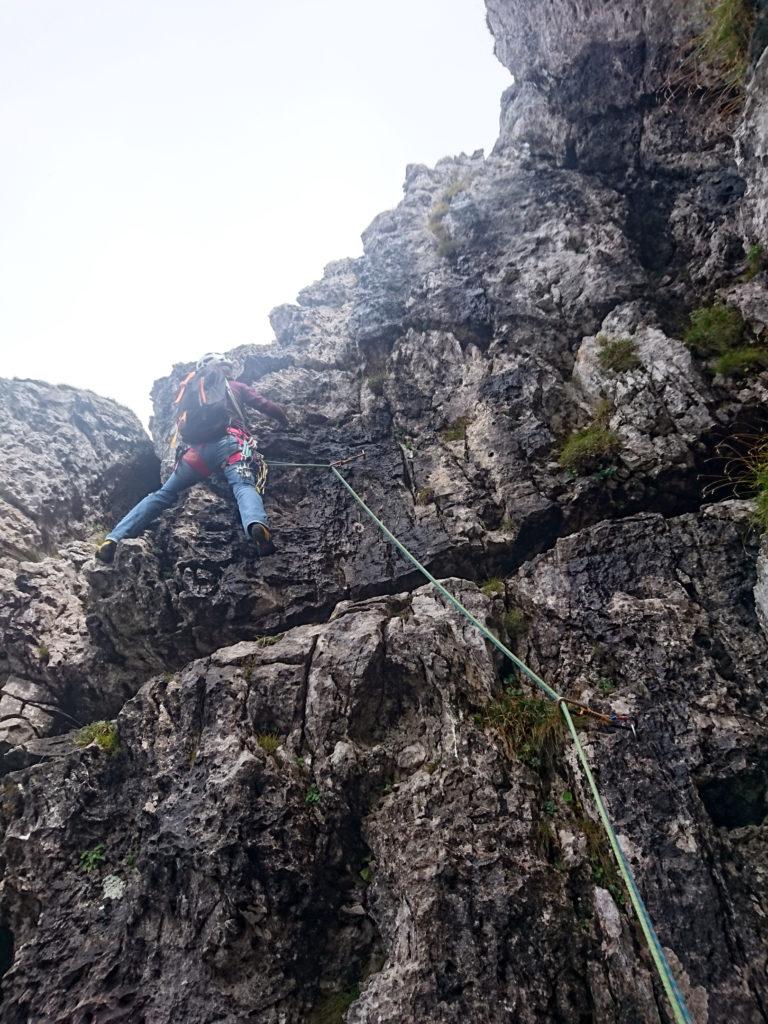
top-left (230, 381), bottom-right (288, 425)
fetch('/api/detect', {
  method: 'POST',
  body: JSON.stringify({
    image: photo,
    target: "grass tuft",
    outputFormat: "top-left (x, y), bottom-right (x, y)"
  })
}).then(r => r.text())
top-left (744, 243), bottom-right (766, 280)
top-left (683, 303), bottom-right (768, 376)
top-left (668, 0), bottom-right (756, 120)
top-left (365, 373), bottom-right (386, 397)
top-left (559, 425), bottom-right (620, 474)
top-left (426, 177), bottom-right (469, 259)
top-left (75, 721), bottom-right (119, 755)
top-left (713, 345), bottom-right (768, 376)
top-left (683, 304), bottom-right (744, 355)
top-left (257, 733), bottom-right (280, 755)
top-left (480, 578), bottom-right (504, 597)
top-left (308, 986), bottom-right (360, 1024)
top-left (597, 336), bottom-right (641, 373)
top-left (503, 608), bottom-right (527, 642)
top-left (709, 433), bottom-right (768, 530)
top-left (749, 443), bottom-right (768, 531)
top-left (439, 416), bottom-right (470, 443)
top-left (479, 690), bottom-right (564, 771)
top-left (580, 815), bottom-right (626, 907)
top-left (695, 0), bottom-right (756, 92)
top-left (254, 634), bottom-right (283, 648)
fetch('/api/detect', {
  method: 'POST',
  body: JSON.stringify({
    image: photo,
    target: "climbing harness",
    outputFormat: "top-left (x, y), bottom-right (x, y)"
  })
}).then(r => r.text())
top-left (172, 429), bottom-right (269, 494)
top-left (266, 449), bottom-right (693, 1024)
top-left (225, 426), bottom-right (268, 494)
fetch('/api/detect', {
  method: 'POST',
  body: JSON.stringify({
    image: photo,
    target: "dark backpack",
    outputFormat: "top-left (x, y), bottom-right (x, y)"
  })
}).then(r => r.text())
top-left (175, 366), bottom-right (234, 444)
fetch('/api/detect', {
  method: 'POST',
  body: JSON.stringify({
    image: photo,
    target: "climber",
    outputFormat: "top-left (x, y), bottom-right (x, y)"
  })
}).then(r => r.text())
top-left (95, 353), bottom-right (288, 564)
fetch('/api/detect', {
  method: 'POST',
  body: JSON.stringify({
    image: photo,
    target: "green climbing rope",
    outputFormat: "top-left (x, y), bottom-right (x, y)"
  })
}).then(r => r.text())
top-left (331, 465), bottom-right (693, 1024)
top-left (267, 455), bottom-right (694, 1024)
top-left (560, 704), bottom-right (693, 1023)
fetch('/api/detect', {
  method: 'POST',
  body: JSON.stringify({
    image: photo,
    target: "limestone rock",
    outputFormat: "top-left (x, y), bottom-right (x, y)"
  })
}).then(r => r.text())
top-left (2, 0), bottom-right (768, 1020)
top-left (0, 378), bottom-right (158, 562)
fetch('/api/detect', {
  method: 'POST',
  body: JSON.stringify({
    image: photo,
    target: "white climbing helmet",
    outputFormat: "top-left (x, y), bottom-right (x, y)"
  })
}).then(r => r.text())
top-left (196, 352), bottom-right (233, 373)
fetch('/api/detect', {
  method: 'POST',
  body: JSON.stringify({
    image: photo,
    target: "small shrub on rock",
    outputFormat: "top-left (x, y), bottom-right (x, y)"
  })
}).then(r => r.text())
top-left (428, 200), bottom-right (449, 229)
top-left (443, 175), bottom-right (470, 200)
top-left (254, 634), bottom-right (282, 648)
top-left (427, 180), bottom-right (467, 259)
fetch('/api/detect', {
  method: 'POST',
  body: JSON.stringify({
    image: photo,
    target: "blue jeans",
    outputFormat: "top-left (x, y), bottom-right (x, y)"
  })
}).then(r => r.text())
top-left (107, 434), bottom-right (267, 542)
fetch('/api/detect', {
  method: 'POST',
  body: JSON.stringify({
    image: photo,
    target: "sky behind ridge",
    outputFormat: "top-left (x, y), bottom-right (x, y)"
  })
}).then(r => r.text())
top-left (0, 0), bottom-right (510, 424)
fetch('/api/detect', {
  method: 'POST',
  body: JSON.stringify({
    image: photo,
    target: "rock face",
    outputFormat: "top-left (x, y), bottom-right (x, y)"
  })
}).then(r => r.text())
top-left (0, 382), bottom-right (158, 769)
top-left (2, 1), bottom-right (768, 1022)
top-left (0, 379), bottom-right (158, 562)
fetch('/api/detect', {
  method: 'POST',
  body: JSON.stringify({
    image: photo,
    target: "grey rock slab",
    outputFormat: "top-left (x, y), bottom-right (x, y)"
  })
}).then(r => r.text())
top-left (0, 377), bottom-right (158, 560)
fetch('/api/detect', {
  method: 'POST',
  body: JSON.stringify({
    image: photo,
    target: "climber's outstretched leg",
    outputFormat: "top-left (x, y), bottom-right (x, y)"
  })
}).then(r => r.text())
top-left (222, 461), bottom-right (275, 557)
top-left (95, 460), bottom-right (202, 563)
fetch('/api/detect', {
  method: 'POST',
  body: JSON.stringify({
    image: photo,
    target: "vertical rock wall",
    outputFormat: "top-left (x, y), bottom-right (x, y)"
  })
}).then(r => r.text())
top-left (2, 1), bottom-right (768, 1021)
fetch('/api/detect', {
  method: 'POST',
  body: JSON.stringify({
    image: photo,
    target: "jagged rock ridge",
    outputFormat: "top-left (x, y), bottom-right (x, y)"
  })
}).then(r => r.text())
top-left (2, 1), bottom-right (768, 1021)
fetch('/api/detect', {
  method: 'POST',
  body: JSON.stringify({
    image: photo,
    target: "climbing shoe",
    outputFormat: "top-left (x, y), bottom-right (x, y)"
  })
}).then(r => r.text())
top-left (95, 539), bottom-right (117, 564)
top-left (248, 522), bottom-right (276, 558)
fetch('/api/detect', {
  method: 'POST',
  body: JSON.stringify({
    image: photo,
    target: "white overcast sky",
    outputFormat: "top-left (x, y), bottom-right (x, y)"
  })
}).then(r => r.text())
top-left (1, 0), bottom-right (510, 425)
